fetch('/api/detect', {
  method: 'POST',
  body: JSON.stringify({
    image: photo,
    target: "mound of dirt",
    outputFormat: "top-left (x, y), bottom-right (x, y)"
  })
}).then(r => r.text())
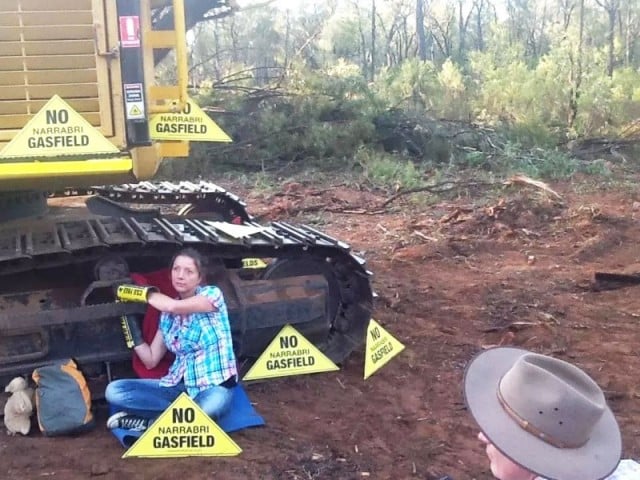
top-left (439, 193), bottom-right (565, 240)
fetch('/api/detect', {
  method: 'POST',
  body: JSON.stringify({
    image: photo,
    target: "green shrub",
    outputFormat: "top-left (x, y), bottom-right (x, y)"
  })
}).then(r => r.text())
top-left (355, 149), bottom-right (425, 189)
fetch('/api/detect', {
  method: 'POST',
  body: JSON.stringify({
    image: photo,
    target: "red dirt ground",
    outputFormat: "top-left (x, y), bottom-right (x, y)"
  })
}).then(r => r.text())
top-left (2, 178), bottom-right (640, 480)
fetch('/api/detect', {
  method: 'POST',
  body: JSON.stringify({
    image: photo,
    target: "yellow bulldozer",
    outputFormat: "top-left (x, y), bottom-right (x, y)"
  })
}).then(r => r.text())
top-left (0, 0), bottom-right (373, 386)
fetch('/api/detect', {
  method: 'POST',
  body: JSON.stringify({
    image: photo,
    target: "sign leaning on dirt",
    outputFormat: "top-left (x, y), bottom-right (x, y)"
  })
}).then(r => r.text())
top-left (123, 394), bottom-right (242, 458)
top-left (243, 325), bottom-right (339, 381)
top-left (364, 319), bottom-right (405, 380)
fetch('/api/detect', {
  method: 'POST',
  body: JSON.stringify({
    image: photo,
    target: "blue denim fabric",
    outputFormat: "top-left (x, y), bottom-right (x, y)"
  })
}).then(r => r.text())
top-left (105, 378), bottom-right (233, 419)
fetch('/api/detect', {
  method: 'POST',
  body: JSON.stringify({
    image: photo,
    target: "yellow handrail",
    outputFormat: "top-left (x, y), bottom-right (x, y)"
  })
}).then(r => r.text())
top-left (147, 0), bottom-right (188, 114)
top-left (173, 0), bottom-right (189, 111)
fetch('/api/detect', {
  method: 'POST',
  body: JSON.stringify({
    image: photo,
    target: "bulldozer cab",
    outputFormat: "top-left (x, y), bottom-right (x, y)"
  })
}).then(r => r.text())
top-left (0, 0), bottom-right (223, 192)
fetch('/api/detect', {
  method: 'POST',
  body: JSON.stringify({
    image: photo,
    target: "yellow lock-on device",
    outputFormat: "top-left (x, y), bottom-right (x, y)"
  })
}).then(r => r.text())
top-left (116, 284), bottom-right (158, 303)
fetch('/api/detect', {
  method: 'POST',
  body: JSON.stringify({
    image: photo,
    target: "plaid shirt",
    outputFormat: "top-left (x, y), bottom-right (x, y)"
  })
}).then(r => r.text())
top-left (537, 459), bottom-right (640, 480)
top-left (158, 285), bottom-right (237, 397)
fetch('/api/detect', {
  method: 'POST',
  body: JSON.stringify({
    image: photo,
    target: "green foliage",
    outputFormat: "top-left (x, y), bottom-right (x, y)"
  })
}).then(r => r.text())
top-left (437, 59), bottom-right (472, 120)
top-left (355, 148), bottom-right (425, 190)
top-left (374, 59), bottom-right (440, 112)
top-left (186, 64), bottom-right (380, 174)
top-left (166, 1), bottom-right (640, 188)
top-left (569, 67), bottom-right (640, 136)
top-left (469, 51), bottom-right (532, 121)
top-left (502, 146), bottom-right (579, 180)
top-left (319, 15), bottom-right (362, 64)
top-left (581, 159), bottom-right (612, 177)
top-left (468, 48), bottom-right (572, 141)
top-left (503, 122), bottom-right (560, 149)
top-left (461, 150), bottom-right (488, 169)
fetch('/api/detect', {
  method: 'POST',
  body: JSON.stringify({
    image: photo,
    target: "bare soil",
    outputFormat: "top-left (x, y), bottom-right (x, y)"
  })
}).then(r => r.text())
top-left (2, 178), bottom-right (640, 480)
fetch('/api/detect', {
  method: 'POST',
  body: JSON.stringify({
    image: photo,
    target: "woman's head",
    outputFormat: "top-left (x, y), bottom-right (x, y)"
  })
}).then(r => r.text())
top-left (464, 347), bottom-right (621, 480)
top-left (170, 248), bottom-right (207, 297)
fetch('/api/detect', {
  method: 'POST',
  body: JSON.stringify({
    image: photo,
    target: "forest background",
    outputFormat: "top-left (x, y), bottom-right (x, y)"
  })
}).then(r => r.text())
top-left (158, 0), bottom-right (640, 194)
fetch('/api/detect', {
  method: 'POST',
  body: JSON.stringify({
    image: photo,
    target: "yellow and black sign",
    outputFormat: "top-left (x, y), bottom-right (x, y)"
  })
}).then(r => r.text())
top-left (243, 325), bottom-right (339, 381)
top-left (0, 95), bottom-right (119, 158)
top-left (149, 97), bottom-right (232, 142)
top-left (123, 393), bottom-right (242, 458)
top-left (242, 258), bottom-right (268, 269)
top-left (364, 319), bottom-right (405, 379)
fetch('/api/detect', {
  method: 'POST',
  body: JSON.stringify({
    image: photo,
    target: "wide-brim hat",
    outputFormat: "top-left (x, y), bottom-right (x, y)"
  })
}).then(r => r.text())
top-left (464, 347), bottom-right (621, 480)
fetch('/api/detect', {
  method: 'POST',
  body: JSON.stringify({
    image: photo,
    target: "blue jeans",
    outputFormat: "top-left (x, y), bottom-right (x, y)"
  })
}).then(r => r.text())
top-left (105, 379), bottom-right (233, 420)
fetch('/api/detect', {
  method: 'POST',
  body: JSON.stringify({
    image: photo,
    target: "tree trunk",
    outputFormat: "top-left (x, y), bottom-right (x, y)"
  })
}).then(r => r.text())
top-left (283, 8), bottom-right (291, 69)
top-left (371, 0), bottom-right (376, 81)
top-left (474, 0), bottom-right (485, 51)
top-left (416, 0), bottom-right (428, 60)
top-left (595, 0), bottom-right (620, 76)
top-left (457, 0), bottom-right (466, 60)
top-left (624, 2), bottom-right (631, 66)
top-left (607, 8), bottom-right (616, 75)
top-left (568, 0), bottom-right (584, 128)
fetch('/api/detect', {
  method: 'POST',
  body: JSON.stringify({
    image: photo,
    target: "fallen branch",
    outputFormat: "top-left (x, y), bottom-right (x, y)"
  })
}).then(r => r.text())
top-left (412, 230), bottom-right (438, 241)
top-left (439, 207), bottom-right (474, 224)
top-left (379, 180), bottom-right (494, 208)
top-left (504, 174), bottom-right (563, 200)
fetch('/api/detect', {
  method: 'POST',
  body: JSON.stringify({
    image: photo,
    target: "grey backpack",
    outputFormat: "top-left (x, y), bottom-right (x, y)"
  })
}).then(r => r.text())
top-left (32, 359), bottom-right (95, 436)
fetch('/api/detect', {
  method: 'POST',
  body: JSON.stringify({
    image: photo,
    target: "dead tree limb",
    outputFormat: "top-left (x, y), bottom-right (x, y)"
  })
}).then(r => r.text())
top-left (379, 181), bottom-right (495, 208)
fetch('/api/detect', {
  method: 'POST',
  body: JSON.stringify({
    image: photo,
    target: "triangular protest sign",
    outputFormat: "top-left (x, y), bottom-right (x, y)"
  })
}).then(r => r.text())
top-left (149, 97), bottom-right (232, 142)
top-left (123, 393), bottom-right (242, 458)
top-left (364, 319), bottom-right (405, 380)
top-left (0, 95), bottom-right (119, 158)
top-left (243, 325), bottom-right (339, 381)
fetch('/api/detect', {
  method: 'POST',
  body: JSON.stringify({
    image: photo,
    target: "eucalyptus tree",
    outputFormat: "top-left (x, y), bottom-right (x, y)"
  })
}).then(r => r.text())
top-left (619, 0), bottom-right (640, 67)
top-left (377, 0), bottom-right (417, 65)
top-left (416, 0), bottom-right (428, 60)
top-left (594, 0), bottom-right (620, 76)
top-left (426, 0), bottom-right (456, 59)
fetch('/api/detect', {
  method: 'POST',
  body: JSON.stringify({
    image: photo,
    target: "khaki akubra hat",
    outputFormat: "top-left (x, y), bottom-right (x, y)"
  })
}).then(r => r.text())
top-left (463, 347), bottom-right (621, 480)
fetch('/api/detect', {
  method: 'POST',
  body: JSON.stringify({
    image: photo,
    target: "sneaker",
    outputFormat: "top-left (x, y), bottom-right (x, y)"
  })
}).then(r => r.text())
top-left (107, 411), bottom-right (150, 431)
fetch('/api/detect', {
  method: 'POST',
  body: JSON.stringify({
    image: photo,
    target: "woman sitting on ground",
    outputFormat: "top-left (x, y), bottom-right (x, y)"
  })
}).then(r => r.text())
top-left (105, 247), bottom-right (237, 431)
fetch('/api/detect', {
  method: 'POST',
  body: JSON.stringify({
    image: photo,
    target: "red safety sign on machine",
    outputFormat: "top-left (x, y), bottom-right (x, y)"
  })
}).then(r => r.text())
top-left (119, 16), bottom-right (140, 48)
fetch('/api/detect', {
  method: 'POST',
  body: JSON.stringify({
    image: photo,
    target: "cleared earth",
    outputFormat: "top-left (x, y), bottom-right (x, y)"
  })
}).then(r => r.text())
top-left (2, 177), bottom-right (640, 480)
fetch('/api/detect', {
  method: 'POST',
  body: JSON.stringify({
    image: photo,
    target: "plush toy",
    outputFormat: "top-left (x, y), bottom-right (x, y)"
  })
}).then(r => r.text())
top-left (3, 377), bottom-right (34, 436)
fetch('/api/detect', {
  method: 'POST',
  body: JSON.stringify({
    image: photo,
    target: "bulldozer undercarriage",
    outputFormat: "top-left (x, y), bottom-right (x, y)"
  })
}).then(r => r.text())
top-left (0, 196), bottom-right (373, 388)
top-left (51, 180), bottom-right (252, 224)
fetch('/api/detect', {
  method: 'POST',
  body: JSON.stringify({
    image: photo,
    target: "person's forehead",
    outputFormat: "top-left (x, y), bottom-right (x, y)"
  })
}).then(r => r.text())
top-left (173, 255), bottom-right (197, 268)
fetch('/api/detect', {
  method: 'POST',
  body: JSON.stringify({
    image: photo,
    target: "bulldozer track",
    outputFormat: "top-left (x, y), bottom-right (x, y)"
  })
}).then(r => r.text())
top-left (0, 214), bottom-right (373, 376)
top-left (50, 181), bottom-right (252, 223)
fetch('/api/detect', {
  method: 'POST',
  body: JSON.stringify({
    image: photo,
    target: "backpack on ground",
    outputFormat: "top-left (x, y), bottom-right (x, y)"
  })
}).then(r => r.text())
top-left (32, 359), bottom-right (95, 436)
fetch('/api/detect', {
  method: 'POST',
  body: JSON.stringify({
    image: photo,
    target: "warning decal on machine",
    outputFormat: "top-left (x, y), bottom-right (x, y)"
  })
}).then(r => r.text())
top-left (119, 16), bottom-right (141, 48)
top-left (123, 393), bottom-right (242, 458)
top-left (0, 95), bottom-right (119, 158)
top-left (243, 325), bottom-right (339, 381)
top-left (149, 97), bottom-right (232, 142)
top-left (363, 319), bottom-right (405, 380)
top-left (124, 83), bottom-right (145, 120)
